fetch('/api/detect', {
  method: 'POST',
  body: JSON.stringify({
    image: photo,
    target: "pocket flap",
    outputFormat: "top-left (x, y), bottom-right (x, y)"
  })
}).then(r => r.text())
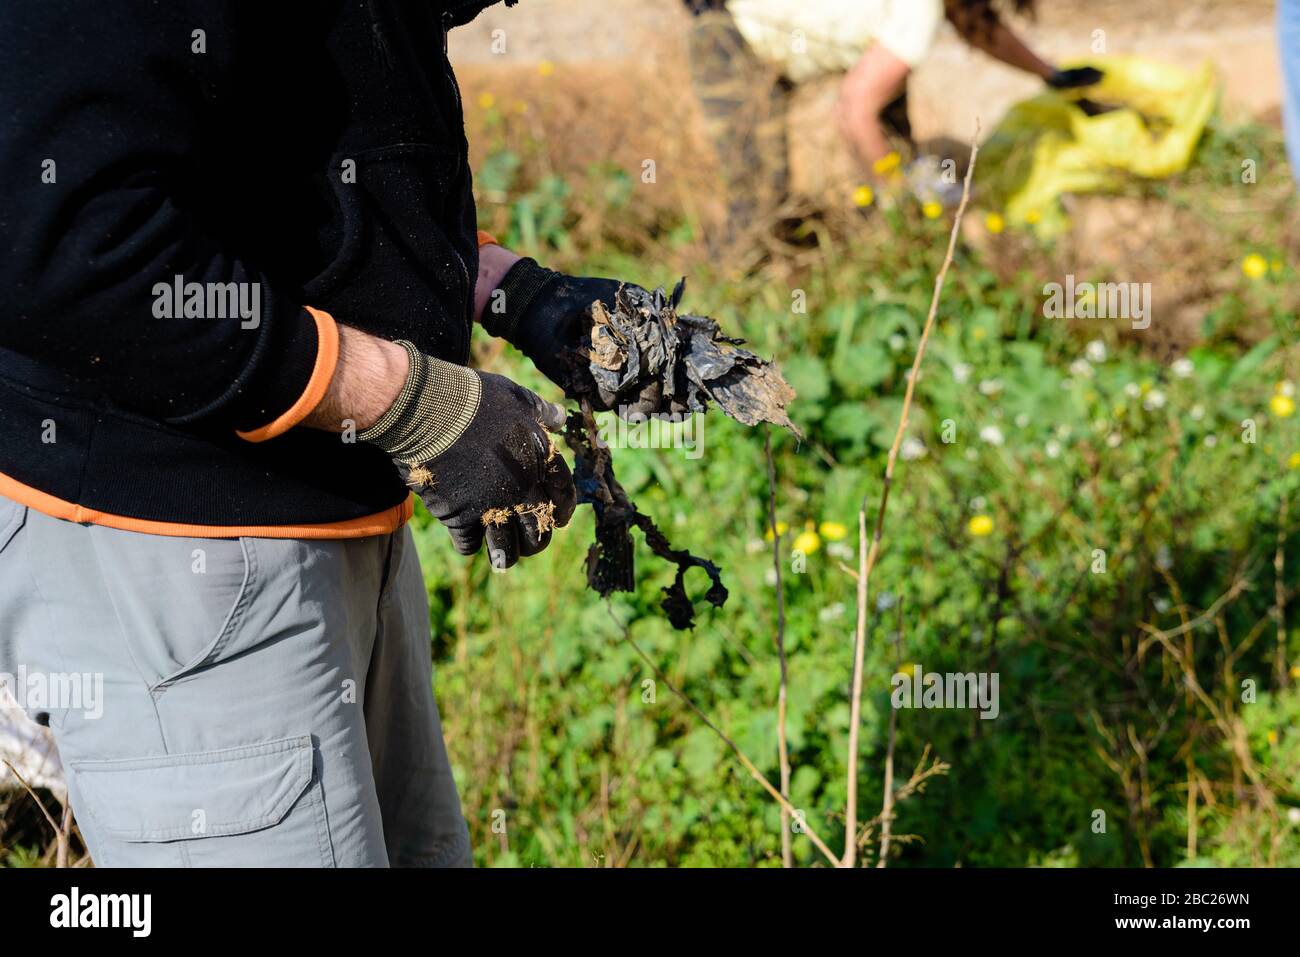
top-left (72, 735), bottom-right (313, 842)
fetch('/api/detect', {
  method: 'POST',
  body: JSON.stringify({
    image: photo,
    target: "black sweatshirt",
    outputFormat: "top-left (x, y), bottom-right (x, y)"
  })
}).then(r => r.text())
top-left (0, 0), bottom-right (510, 533)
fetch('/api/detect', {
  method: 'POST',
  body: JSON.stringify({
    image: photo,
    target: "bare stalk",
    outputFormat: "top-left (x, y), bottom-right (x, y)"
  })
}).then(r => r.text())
top-left (765, 430), bottom-right (794, 868)
top-left (1275, 491), bottom-right (1289, 687)
top-left (878, 601), bottom-right (905, 867)
top-left (842, 126), bottom-right (981, 867)
top-left (608, 608), bottom-right (840, 866)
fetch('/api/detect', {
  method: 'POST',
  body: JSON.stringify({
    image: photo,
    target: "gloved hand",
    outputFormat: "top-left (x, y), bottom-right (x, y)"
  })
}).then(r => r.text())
top-left (358, 341), bottom-right (576, 569)
top-left (482, 258), bottom-right (681, 417)
top-left (1047, 65), bottom-right (1104, 89)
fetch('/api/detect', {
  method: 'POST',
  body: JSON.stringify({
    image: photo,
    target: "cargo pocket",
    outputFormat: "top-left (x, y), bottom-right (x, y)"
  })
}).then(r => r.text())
top-left (71, 734), bottom-right (335, 867)
top-left (83, 531), bottom-right (257, 695)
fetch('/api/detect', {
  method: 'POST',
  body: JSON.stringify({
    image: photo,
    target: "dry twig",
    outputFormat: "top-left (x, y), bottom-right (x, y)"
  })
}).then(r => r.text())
top-left (842, 124), bottom-right (981, 867)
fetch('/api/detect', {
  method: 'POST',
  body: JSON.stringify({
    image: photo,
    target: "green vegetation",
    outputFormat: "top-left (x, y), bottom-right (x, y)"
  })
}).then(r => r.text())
top-left (3, 115), bottom-right (1296, 871)
top-left (425, 117), bottom-right (1300, 867)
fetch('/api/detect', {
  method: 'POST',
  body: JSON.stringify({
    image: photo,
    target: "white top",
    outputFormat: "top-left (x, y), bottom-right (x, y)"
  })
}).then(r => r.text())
top-left (728, 0), bottom-right (947, 82)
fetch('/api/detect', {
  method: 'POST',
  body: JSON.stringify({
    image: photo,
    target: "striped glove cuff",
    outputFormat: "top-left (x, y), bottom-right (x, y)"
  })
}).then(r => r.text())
top-left (357, 341), bottom-right (481, 466)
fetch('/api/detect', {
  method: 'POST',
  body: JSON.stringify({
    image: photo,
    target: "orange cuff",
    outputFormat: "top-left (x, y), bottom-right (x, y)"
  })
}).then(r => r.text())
top-left (236, 306), bottom-right (340, 443)
top-left (477, 230), bottom-right (499, 248)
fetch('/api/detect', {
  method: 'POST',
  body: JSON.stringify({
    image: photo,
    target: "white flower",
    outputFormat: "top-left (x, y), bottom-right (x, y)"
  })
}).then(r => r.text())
top-left (1106, 432), bottom-right (1122, 448)
top-left (818, 602), bottom-right (846, 622)
top-left (900, 437), bottom-right (927, 460)
top-left (970, 496), bottom-right (988, 511)
top-left (1069, 358), bottom-right (1094, 379)
top-left (1280, 381), bottom-right (1296, 397)
top-left (979, 378), bottom-right (1003, 396)
top-left (1015, 413), bottom-right (1030, 428)
top-left (1189, 404), bottom-right (1205, 421)
top-left (1171, 357), bottom-right (1194, 378)
top-left (952, 362), bottom-right (972, 384)
top-left (827, 542), bottom-right (854, 560)
top-left (745, 538), bottom-right (767, 554)
top-left (1045, 440), bottom-right (1062, 459)
top-left (1204, 434), bottom-right (1218, 447)
top-left (1288, 807), bottom-right (1300, 824)
top-left (764, 568), bottom-right (779, 586)
top-left (1085, 340), bottom-right (1107, 363)
top-left (979, 425), bottom-right (1005, 446)
top-left (1154, 597), bottom-right (1171, 614)
top-left (888, 333), bottom-right (906, 352)
top-left (1143, 389), bottom-right (1166, 411)
top-left (1124, 382), bottom-right (1142, 398)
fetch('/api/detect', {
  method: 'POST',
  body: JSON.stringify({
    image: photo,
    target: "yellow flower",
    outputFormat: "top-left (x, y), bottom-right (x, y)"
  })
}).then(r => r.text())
top-left (984, 212), bottom-right (1005, 234)
top-left (1290, 664), bottom-right (1300, 680)
top-left (763, 520), bottom-right (789, 542)
top-left (1025, 209), bottom-right (1042, 225)
top-left (1267, 729), bottom-right (1279, 746)
top-left (1271, 258), bottom-right (1284, 275)
top-left (894, 662), bottom-right (917, 677)
top-left (793, 530), bottom-right (821, 554)
top-left (537, 60), bottom-right (555, 77)
top-left (922, 200), bottom-right (943, 220)
top-left (872, 151), bottom-right (901, 176)
top-left (1271, 394), bottom-right (1296, 418)
top-left (1242, 253), bottom-right (1269, 280)
top-left (968, 514), bottom-right (994, 537)
top-left (1289, 452), bottom-right (1300, 470)
top-left (852, 184), bottom-right (875, 208)
top-left (477, 91), bottom-right (496, 110)
top-left (819, 521), bottom-right (848, 541)
top-left (512, 99), bottom-right (529, 114)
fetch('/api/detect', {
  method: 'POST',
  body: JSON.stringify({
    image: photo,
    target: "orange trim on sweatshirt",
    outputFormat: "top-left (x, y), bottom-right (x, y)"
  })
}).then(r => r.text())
top-left (236, 306), bottom-right (340, 443)
top-left (0, 470), bottom-right (414, 540)
top-left (476, 230), bottom-right (499, 247)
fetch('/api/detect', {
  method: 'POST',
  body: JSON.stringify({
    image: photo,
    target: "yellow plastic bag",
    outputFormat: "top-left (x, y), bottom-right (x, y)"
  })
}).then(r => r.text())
top-left (980, 56), bottom-right (1218, 234)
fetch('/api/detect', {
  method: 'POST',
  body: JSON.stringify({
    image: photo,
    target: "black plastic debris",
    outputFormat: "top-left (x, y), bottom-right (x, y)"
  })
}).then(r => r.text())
top-left (561, 279), bottom-right (797, 630)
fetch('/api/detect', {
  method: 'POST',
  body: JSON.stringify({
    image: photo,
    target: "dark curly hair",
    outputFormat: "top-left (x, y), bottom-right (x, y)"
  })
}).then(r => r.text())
top-left (945, 0), bottom-right (1037, 40)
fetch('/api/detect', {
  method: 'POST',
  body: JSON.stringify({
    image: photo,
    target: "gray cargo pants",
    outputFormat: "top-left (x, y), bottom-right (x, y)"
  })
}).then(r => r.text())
top-left (0, 495), bottom-right (471, 867)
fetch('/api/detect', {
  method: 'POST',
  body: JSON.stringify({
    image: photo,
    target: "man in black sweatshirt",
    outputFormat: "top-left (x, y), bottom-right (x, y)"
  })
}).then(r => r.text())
top-left (0, 0), bottom-right (661, 866)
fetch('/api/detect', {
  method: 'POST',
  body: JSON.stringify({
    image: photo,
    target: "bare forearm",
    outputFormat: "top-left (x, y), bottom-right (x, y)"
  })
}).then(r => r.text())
top-left (304, 242), bottom-right (523, 435)
top-left (838, 44), bottom-right (910, 169)
top-left (962, 22), bottom-right (1054, 79)
top-left (304, 324), bottom-right (408, 432)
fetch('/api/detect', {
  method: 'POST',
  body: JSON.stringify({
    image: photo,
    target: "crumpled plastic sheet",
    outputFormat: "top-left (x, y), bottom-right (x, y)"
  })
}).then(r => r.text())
top-left (0, 684), bottom-right (65, 794)
top-left (564, 279), bottom-right (797, 630)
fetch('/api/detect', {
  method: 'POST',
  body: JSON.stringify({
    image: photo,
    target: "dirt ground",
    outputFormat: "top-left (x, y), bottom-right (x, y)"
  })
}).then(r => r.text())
top-left (452, 0), bottom-right (1282, 195)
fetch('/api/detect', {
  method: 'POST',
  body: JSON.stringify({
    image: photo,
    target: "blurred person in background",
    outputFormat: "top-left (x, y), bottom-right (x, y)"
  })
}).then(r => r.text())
top-left (682, 0), bottom-right (1103, 233)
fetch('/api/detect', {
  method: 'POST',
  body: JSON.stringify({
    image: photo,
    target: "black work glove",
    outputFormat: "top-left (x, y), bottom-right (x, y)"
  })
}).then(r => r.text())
top-left (358, 341), bottom-right (577, 569)
top-left (482, 257), bottom-right (678, 417)
top-left (1047, 66), bottom-right (1104, 89)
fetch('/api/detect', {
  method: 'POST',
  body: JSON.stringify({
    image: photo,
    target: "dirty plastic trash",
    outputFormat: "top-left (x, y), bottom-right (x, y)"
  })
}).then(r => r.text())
top-left (980, 56), bottom-right (1218, 234)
